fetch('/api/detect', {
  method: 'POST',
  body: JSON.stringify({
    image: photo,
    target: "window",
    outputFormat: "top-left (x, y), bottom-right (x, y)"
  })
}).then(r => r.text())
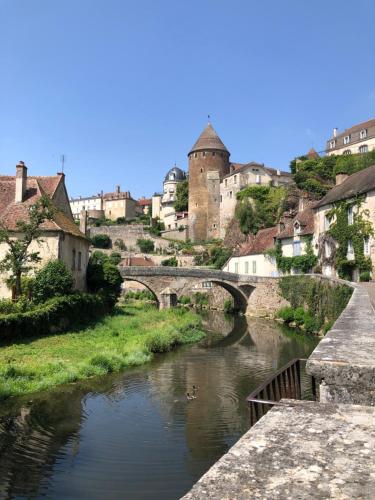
top-left (347, 240), bottom-right (354, 255)
top-left (78, 251), bottom-right (82, 271)
top-left (72, 249), bottom-right (76, 271)
top-left (225, 179), bottom-right (228, 187)
top-left (194, 153), bottom-right (197, 158)
top-left (343, 150), bottom-right (351, 155)
top-left (245, 261), bottom-right (249, 274)
top-left (293, 240), bottom-right (301, 256)
top-left (200, 168), bottom-right (203, 173)
top-left (256, 174), bottom-right (261, 184)
top-left (229, 191), bottom-right (233, 199)
top-left (347, 206), bottom-right (353, 225)
top-left (234, 262), bottom-right (239, 273)
top-left (252, 261), bottom-right (257, 274)
top-left (234, 175), bottom-right (237, 184)
top-left (212, 152), bottom-right (215, 156)
top-left (359, 145), bottom-right (368, 153)
top-left (324, 214), bottom-right (331, 230)
top-left (325, 242), bottom-right (331, 258)
top-left (360, 129), bottom-right (367, 139)
top-left (213, 223), bottom-right (217, 229)
top-left (343, 135), bottom-right (350, 145)
top-left (202, 281), bottom-right (212, 288)
top-left (364, 237), bottom-right (370, 256)
top-left (220, 195), bottom-right (222, 202)
top-left (330, 140), bottom-right (336, 149)
top-left (202, 152), bottom-right (206, 157)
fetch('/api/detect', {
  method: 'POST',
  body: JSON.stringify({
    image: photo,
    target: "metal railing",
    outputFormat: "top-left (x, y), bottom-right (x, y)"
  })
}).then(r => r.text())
top-left (246, 358), bottom-right (316, 427)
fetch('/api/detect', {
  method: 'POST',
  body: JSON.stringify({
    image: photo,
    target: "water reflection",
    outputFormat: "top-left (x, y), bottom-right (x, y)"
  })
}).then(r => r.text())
top-left (0, 313), bottom-right (318, 500)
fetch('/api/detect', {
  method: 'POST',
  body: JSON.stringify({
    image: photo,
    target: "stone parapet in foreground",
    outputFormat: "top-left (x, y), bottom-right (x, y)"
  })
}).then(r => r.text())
top-left (182, 400), bottom-right (375, 499)
top-left (307, 284), bottom-right (375, 405)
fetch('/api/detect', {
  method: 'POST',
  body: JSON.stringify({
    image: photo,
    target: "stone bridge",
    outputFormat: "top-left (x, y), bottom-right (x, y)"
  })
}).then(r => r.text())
top-left (119, 266), bottom-right (288, 316)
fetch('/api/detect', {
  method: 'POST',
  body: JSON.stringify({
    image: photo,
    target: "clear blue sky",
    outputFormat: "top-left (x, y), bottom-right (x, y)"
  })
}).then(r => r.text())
top-left (1, 0), bottom-right (374, 199)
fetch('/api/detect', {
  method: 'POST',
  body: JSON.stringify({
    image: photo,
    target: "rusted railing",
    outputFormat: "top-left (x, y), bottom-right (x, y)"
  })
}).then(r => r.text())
top-left (246, 358), bottom-right (316, 426)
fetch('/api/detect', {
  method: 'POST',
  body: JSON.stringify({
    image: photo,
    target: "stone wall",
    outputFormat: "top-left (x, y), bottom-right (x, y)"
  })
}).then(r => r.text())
top-left (307, 283), bottom-right (375, 405)
top-left (89, 225), bottom-right (171, 251)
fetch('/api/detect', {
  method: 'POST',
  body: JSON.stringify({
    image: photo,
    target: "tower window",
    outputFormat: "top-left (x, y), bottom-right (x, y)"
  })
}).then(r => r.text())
top-left (202, 152), bottom-right (206, 157)
top-left (212, 152), bottom-right (215, 156)
top-left (194, 153), bottom-right (197, 158)
top-left (200, 168), bottom-right (203, 173)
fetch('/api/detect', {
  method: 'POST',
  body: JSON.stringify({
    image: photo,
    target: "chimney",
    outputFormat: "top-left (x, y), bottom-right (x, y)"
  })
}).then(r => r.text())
top-left (336, 173), bottom-right (349, 186)
top-left (116, 185), bottom-right (120, 194)
top-left (333, 127), bottom-right (338, 138)
top-left (80, 209), bottom-right (88, 235)
top-left (276, 169), bottom-right (281, 176)
top-left (15, 161), bottom-right (27, 203)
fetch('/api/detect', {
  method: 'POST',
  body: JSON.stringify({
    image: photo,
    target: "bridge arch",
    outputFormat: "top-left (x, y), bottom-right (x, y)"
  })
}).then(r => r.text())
top-left (195, 279), bottom-right (250, 312)
top-left (122, 278), bottom-right (160, 306)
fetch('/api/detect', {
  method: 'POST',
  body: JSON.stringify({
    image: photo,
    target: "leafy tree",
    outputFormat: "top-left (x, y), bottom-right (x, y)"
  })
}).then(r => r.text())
top-left (109, 251), bottom-right (122, 265)
top-left (0, 195), bottom-right (55, 299)
top-left (137, 238), bottom-right (155, 253)
top-left (91, 234), bottom-right (111, 248)
top-left (235, 198), bottom-right (255, 234)
top-left (87, 251), bottom-right (122, 305)
top-left (161, 256), bottom-right (178, 266)
top-left (174, 179), bottom-right (189, 212)
top-left (33, 260), bottom-right (73, 303)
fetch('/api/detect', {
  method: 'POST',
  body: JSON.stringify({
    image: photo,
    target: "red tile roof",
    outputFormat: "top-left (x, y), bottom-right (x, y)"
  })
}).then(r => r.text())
top-left (236, 226), bottom-right (278, 256)
top-left (137, 198), bottom-right (152, 206)
top-left (0, 174), bottom-right (87, 240)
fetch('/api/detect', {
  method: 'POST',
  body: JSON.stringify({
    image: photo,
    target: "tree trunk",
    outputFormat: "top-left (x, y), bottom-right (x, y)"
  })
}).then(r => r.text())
top-left (14, 272), bottom-right (22, 300)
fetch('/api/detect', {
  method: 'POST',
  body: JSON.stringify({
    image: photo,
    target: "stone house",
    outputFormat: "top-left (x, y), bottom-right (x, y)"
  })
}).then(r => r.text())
top-left (313, 165), bottom-right (375, 281)
top-left (275, 206), bottom-right (316, 262)
top-left (220, 162), bottom-right (292, 238)
top-left (326, 118), bottom-right (375, 156)
top-left (0, 161), bottom-right (90, 298)
top-left (223, 226), bottom-right (278, 276)
top-left (137, 197), bottom-right (152, 216)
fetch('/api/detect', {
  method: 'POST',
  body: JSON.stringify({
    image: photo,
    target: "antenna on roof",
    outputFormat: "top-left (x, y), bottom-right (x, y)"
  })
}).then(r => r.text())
top-left (207, 114), bottom-right (211, 124)
top-left (60, 154), bottom-right (66, 173)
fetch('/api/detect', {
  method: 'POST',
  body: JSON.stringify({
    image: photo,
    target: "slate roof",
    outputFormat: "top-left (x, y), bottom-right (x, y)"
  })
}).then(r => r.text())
top-left (223, 162), bottom-right (291, 179)
top-left (189, 123), bottom-right (229, 154)
top-left (328, 119), bottom-right (375, 140)
top-left (0, 174), bottom-right (87, 239)
top-left (314, 165), bottom-right (375, 208)
top-left (164, 166), bottom-right (186, 182)
top-left (236, 226), bottom-right (278, 256)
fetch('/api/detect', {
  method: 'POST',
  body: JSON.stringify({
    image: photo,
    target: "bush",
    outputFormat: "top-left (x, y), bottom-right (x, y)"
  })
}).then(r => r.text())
top-left (109, 252), bottom-right (122, 265)
top-left (293, 307), bottom-right (306, 326)
top-left (124, 290), bottom-right (155, 301)
top-left (33, 260), bottom-right (73, 304)
top-left (178, 295), bottom-right (191, 305)
top-left (161, 256), bottom-right (178, 267)
top-left (137, 238), bottom-right (155, 253)
top-left (91, 234), bottom-right (111, 248)
top-left (0, 293), bottom-right (110, 340)
top-left (194, 292), bottom-right (209, 308)
top-left (277, 306), bottom-right (294, 323)
top-left (223, 298), bottom-right (234, 313)
top-left (360, 271), bottom-right (371, 282)
top-left (116, 217), bottom-right (126, 225)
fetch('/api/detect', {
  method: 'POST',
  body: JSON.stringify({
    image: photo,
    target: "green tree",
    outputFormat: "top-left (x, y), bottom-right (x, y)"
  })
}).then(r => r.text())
top-left (174, 179), bottom-right (189, 212)
top-left (33, 260), bottom-right (73, 303)
top-left (137, 238), bottom-right (155, 253)
top-left (87, 251), bottom-right (122, 305)
top-left (91, 234), bottom-right (111, 248)
top-left (0, 195), bottom-right (55, 299)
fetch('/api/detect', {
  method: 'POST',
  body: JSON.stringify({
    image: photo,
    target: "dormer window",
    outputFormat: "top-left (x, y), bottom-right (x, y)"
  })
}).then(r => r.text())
top-left (343, 135), bottom-right (350, 145)
top-left (169, 173), bottom-right (175, 180)
top-left (360, 129), bottom-right (367, 140)
top-left (330, 140), bottom-right (336, 149)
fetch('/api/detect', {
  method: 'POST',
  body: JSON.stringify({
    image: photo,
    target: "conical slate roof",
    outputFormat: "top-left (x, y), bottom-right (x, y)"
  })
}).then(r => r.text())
top-left (189, 123), bottom-right (229, 154)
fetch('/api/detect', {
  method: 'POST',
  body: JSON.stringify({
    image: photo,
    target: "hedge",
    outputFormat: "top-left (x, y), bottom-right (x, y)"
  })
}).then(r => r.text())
top-left (0, 293), bottom-right (111, 340)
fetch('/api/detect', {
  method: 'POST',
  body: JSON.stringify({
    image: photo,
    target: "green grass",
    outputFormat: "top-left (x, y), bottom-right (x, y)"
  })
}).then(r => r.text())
top-left (0, 302), bottom-right (205, 400)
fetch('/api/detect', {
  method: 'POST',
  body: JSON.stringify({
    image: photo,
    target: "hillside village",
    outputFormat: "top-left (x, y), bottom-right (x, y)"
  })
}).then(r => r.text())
top-left (1, 117), bottom-right (375, 302)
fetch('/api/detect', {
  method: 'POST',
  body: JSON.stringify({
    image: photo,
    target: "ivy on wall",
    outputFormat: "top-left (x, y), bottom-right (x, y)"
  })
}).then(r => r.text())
top-left (267, 236), bottom-right (318, 274)
top-left (326, 196), bottom-right (374, 280)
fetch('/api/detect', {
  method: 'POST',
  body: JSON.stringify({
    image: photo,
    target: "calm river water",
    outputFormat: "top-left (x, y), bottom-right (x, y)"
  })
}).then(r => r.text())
top-left (0, 312), bottom-right (318, 500)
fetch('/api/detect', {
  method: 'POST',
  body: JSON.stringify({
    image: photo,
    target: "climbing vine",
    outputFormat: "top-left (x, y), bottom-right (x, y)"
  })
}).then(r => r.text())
top-left (267, 236), bottom-right (317, 274)
top-left (326, 196), bottom-right (374, 280)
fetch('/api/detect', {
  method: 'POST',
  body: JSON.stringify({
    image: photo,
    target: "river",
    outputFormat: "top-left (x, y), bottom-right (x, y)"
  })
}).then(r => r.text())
top-left (0, 312), bottom-right (318, 500)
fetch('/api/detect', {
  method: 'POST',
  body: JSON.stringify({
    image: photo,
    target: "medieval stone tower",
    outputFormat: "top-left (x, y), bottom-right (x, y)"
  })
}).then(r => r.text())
top-left (188, 123), bottom-right (230, 242)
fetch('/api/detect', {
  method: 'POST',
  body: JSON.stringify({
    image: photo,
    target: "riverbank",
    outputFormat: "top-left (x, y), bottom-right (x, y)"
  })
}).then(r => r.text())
top-left (0, 301), bottom-right (205, 400)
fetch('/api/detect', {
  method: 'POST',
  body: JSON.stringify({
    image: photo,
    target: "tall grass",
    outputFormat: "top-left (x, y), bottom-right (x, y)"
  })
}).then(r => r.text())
top-left (0, 302), bottom-right (205, 400)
